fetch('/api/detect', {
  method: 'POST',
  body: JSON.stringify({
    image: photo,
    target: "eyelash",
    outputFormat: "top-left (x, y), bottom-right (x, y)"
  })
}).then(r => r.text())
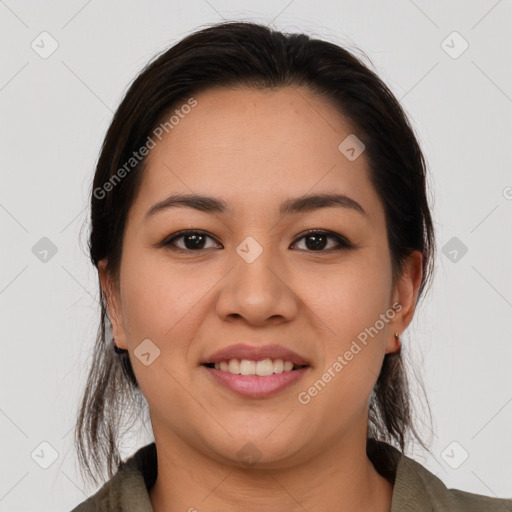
top-left (159, 229), bottom-right (355, 253)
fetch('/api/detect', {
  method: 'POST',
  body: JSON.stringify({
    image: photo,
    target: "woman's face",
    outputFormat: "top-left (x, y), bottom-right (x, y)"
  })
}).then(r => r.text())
top-left (100, 86), bottom-right (422, 468)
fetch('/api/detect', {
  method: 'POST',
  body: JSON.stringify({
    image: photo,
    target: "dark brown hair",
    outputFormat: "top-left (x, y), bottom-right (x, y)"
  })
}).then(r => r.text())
top-left (75, 20), bottom-right (435, 487)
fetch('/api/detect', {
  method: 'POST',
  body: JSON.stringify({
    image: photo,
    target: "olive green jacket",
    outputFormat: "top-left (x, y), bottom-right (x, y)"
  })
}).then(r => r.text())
top-left (71, 440), bottom-right (512, 511)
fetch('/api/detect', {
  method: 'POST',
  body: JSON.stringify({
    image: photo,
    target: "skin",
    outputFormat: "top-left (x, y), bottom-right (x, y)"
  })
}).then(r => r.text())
top-left (99, 85), bottom-right (423, 512)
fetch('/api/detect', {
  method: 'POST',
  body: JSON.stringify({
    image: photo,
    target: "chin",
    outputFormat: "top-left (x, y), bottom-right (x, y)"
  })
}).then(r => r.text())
top-left (203, 429), bottom-right (308, 470)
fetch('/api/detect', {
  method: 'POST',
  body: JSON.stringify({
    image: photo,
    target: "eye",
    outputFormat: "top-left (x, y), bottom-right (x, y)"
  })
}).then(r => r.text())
top-left (159, 229), bottom-right (354, 253)
top-left (291, 229), bottom-right (354, 252)
top-left (160, 230), bottom-right (220, 251)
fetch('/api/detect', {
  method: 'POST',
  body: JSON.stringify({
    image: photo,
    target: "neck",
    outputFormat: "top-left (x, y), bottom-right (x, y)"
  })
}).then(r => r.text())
top-left (148, 427), bottom-right (394, 512)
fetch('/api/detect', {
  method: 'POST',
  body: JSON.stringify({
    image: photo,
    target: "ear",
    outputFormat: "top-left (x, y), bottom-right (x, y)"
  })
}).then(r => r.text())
top-left (385, 250), bottom-right (424, 355)
top-left (98, 259), bottom-right (127, 350)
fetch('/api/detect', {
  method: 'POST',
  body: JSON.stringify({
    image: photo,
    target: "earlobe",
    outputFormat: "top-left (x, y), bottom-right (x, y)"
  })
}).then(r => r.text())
top-left (385, 330), bottom-right (402, 355)
top-left (386, 332), bottom-right (402, 355)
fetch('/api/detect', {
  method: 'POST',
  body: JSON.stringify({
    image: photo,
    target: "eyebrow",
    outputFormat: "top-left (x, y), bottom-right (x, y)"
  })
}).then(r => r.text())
top-left (144, 192), bottom-right (367, 220)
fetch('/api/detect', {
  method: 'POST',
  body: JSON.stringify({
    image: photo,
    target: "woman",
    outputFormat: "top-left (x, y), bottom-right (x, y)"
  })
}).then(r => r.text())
top-left (71, 21), bottom-right (512, 512)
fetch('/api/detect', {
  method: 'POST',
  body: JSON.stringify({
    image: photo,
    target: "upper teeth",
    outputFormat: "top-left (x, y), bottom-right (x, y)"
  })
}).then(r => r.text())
top-left (213, 359), bottom-right (296, 376)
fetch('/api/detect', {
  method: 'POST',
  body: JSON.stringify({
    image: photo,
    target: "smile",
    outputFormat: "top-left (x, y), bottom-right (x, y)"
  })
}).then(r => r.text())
top-left (202, 359), bottom-right (310, 398)
top-left (203, 358), bottom-right (307, 376)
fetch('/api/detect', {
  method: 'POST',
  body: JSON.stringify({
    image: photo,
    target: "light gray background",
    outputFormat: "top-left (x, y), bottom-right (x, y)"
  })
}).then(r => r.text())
top-left (1, 1), bottom-right (511, 510)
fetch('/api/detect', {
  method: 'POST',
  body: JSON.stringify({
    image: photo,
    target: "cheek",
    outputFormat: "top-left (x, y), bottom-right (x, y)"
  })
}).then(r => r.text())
top-left (118, 251), bottom-right (210, 341)
top-left (306, 253), bottom-right (392, 396)
top-left (301, 253), bottom-right (392, 341)
top-left (117, 256), bottom-right (207, 420)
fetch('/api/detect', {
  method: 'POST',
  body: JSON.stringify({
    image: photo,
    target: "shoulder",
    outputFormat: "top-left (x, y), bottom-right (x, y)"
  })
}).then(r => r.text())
top-left (70, 443), bottom-right (157, 512)
top-left (397, 454), bottom-right (512, 511)
top-left (368, 439), bottom-right (512, 512)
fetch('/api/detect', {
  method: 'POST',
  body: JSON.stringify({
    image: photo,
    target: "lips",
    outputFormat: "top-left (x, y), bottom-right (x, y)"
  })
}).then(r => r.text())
top-left (204, 366), bottom-right (310, 398)
top-left (201, 343), bottom-right (311, 367)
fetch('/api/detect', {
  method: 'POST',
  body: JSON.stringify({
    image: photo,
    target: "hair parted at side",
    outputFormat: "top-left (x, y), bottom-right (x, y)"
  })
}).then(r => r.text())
top-left (75, 20), bottom-right (436, 487)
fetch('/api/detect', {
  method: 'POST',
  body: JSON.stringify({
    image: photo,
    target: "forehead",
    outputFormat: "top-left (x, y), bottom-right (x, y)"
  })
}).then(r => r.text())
top-left (129, 86), bottom-right (385, 226)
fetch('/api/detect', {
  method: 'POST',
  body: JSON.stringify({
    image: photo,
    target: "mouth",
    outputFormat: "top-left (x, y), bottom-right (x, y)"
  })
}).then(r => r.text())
top-left (200, 343), bottom-right (312, 398)
top-left (201, 360), bottom-right (309, 377)
top-left (202, 343), bottom-right (311, 371)
top-left (201, 358), bottom-right (311, 398)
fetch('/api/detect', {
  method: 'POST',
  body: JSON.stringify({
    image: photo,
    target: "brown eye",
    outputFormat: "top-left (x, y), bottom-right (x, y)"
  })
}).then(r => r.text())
top-left (162, 230), bottom-right (220, 251)
top-left (159, 229), bottom-right (354, 253)
top-left (291, 230), bottom-right (354, 252)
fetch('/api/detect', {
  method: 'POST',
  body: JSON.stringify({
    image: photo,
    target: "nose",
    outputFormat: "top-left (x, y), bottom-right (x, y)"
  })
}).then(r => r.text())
top-left (215, 243), bottom-right (299, 326)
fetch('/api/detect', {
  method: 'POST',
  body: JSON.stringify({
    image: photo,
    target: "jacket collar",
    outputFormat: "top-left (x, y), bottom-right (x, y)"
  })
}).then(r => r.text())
top-left (367, 438), bottom-right (434, 511)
